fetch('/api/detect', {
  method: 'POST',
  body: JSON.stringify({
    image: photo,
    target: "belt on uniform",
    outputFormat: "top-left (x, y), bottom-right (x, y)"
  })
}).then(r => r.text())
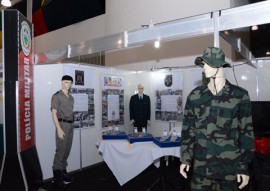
top-left (58, 118), bottom-right (73, 123)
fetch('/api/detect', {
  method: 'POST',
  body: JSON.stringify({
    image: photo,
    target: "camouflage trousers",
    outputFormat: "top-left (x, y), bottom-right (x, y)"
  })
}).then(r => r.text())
top-left (191, 174), bottom-right (239, 191)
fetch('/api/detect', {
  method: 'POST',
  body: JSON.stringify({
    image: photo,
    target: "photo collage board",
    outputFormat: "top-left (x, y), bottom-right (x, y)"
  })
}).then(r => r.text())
top-left (154, 71), bottom-right (184, 122)
top-left (64, 68), bottom-right (95, 128)
top-left (101, 74), bottom-right (125, 127)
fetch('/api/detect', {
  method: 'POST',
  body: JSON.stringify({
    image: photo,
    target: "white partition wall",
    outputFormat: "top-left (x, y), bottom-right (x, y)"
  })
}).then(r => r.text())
top-left (34, 63), bottom-right (127, 179)
top-left (123, 62), bottom-right (270, 137)
top-left (34, 60), bottom-right (270, 180)
top-left (257, 61), bottom-right (270, 101)
top-left (34, 64), bottom-right (64, 179)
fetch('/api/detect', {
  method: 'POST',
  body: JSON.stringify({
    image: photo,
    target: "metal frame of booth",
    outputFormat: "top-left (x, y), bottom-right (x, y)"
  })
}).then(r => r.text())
top-left (36, 1), bottom-right (270, 67)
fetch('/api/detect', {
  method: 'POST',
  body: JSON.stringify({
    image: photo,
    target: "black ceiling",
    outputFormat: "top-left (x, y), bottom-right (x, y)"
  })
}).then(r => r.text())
top-left (250, 23), bottom-right (270, 58)
top-left (249, 0), bottom-right (270, 58)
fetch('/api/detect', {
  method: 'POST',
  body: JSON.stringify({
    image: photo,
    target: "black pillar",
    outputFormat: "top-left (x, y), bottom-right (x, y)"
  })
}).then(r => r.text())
top-left (0, 10), bottom-right (43, 190)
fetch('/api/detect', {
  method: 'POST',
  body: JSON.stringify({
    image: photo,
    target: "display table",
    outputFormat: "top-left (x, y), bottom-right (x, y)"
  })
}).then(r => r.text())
top-left (97, 139), bottom-right (180, 186)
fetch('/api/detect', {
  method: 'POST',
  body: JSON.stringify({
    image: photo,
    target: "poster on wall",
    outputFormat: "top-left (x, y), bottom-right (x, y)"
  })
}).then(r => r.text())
top-left (154, 71), bottom-right (183, 122)
top-left (101, 74), bottom-right (124, 127)
top-left (71, 88), bottom-right (95, 128)
top-left (64, 67), bottom-right (95, 128)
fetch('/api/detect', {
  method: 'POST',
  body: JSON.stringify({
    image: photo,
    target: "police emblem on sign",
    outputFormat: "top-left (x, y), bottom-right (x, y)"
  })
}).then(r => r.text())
top-left (164, 75), bottom-right (172, 87)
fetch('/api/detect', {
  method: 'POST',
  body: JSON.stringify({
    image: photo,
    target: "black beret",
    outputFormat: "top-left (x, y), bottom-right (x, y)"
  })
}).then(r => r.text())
top-left (61, 75), bottom-right (73, 82)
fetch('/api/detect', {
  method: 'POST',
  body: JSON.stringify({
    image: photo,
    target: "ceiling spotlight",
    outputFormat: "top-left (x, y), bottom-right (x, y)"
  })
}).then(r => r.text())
top-left (1, 0), bottom-right (11, 7)
top-left (224, 31), bottom-right (229, 35)
top-left (251, 25), bottom-right (258, 31)
top-left (154, 40), bottom-right (160, 48)
top-left (117, 39), bottom-right (122, 45)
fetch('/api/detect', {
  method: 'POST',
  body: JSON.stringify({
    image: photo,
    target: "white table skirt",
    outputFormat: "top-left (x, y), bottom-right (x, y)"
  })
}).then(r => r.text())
top-left (97, 139), bottom-right (180, 186)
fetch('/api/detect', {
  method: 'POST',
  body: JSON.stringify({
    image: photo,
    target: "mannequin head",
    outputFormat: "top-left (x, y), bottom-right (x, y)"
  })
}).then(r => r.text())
top-left (61, 75), bottom-right (73, 91)
top-left (195, 47), bottom-right (228, 90)
top-left (202, 61), bottom-right (224, 78)
top-left (202, 60), bottom-right (226, 95)
top-left (137, 84), bottom-right (144, 95)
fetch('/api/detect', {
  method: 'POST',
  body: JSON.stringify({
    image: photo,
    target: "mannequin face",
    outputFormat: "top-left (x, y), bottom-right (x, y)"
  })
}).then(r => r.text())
top-left (137, 84), bottom-right (144, 94)
top-left (203, 62), bottom-right (219, 78)
top-left (61, 80), bottom-right (72, 91)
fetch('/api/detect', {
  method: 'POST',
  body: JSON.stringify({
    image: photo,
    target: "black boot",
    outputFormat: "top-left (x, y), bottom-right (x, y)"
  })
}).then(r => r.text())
top-left (52, 170), bottom-right (66, 188)
top-left (62, 169), bottom-right (73, 184)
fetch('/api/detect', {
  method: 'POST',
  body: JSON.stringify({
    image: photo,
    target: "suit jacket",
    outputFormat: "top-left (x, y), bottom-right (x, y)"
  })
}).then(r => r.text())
top-left (129, 94), bottom-right (151, 127)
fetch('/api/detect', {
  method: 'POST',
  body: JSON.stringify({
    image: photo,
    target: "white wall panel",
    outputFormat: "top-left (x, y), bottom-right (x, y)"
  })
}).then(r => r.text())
top-left (257, 61), bottom-right (270, 101)
top-left (34, 64), bottom-right (64, 179)
top-left (122, 62), bottom-right (269, 137)
top-left (34, 63), bottom-right (128, 180)
top-left (81, 128), bottom-right (103, 168)
top-left (34, 59), bottom-right (269, 180)
top-left (67, 129), bottom-right (80, 172)
top-left (225, 63), bottom-right (257, 101)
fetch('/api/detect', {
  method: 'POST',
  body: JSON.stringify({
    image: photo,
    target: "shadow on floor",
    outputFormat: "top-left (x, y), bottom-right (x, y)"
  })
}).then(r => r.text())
top-left (40, 157), bottom-right (190, 191)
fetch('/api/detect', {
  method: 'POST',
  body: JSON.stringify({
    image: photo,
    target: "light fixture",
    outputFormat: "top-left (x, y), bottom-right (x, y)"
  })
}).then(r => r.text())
top-left (224, 30), bottom-right (229, 35)
top-left (251, 25), bottom-right (258, 31)
top-left (1, 0), bottom-right (12, 7)
top-left (117, 39), bottom-right (122, 45)
top-left (154, 40), bottom-right (160, 48)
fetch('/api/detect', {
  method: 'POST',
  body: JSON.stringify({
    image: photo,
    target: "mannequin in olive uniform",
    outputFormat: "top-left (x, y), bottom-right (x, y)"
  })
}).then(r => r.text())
top-left (51, 75), bottom-right (74, 188)
top-left (129, 83), bottom-right (151, 132)
top-left (180, 47), bottom-right (254, 191)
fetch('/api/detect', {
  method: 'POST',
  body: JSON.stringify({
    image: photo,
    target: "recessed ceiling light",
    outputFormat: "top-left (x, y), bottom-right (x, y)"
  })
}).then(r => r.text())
top-left (1, 0), bottom-right (11, 7)
top-left (251, 25), bottom-right (258, 31)
top-left (117, 40), bottom-right (122, 45)
top-left (154, 40), bottom-right (160, 48)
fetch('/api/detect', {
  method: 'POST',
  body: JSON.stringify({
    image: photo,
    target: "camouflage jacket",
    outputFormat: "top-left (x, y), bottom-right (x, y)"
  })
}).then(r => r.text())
top-left (181, 80), bottom-right (254, 180)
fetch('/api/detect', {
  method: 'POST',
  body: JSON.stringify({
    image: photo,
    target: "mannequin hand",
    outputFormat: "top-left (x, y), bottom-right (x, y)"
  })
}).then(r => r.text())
top-left (130, 119), bottom-right (135, 126)
top-left (237, 174), bottom-right (249, 189)
top-left (57, 128), bottom-right (65, 140)
top-left (147, 120), bottom-right (151, 127)
top-left (180, 164), bottom-right (190, 179)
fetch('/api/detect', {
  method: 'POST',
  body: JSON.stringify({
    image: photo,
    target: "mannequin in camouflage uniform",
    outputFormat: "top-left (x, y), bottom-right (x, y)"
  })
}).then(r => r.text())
top-left (180, 47), bottom-right (254, 191)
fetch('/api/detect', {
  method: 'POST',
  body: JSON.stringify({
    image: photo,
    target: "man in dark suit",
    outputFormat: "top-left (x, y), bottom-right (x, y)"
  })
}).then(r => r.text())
top-left (129, 83), bottom-right (151, 132)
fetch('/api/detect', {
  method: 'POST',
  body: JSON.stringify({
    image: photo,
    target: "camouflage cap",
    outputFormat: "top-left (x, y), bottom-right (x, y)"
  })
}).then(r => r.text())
top-left (195, 47), bottom-right (231, 68)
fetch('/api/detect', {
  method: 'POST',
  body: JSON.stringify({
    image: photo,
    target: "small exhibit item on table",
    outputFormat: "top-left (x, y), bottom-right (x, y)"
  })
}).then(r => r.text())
top-left (153, 135), bottom-right (181, 147)
top-left (102, 126), bottom-right (127, 140)
top-left (127, 132), bottom-right (153, 144)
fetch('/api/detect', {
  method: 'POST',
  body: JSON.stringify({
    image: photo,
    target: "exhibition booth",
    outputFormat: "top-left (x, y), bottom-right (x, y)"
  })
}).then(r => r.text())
top-left (34, 60), bottom-right (269, 180)
top-left (1, 1), bottom-right (270, 190)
